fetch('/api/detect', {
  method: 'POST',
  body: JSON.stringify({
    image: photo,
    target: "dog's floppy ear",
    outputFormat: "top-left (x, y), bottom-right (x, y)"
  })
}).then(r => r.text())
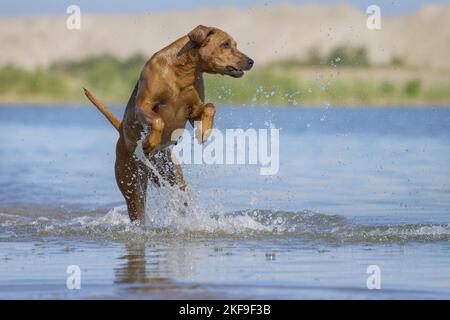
top-left (188, 25), bottom-right (214, 46)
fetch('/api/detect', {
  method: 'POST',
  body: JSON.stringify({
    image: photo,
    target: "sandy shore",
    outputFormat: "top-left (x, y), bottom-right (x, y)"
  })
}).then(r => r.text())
top-left (1, 4), bottom-right (449, 70)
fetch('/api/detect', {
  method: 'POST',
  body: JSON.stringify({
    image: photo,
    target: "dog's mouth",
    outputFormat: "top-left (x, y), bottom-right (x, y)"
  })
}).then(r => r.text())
top-left (225, 66), bottom-right (244, 78)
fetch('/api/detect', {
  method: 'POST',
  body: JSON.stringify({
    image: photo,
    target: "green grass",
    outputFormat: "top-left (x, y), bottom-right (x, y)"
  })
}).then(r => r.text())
top-left (50, 54), bottom-right (146, 102)
top-left (0, 65), bottom-right (72, 100)
top-left (269, 45), bottom-right (371, 68)
top-left (0, 55), bottom-right (449, 106)
top-left (204, 69), bottom-right (300, 105)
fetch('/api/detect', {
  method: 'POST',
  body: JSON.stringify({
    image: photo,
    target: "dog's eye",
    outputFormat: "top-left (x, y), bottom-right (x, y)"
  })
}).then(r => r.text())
top-left (222, 42), bottom-right (230, 49)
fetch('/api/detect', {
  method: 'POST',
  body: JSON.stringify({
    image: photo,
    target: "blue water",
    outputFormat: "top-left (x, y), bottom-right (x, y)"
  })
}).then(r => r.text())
top-left (0, 105), bottom-right (449, 299)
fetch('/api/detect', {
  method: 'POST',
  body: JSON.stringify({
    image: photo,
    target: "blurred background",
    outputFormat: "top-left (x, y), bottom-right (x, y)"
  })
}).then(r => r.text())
top-left (1, 1), bottom-right (450, 300)
top-left (0, 0), bottom-right (449, 106)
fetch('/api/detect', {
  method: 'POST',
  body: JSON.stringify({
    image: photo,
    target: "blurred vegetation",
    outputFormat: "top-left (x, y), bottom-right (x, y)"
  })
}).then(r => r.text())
top-left (404, 79), bottom-right (421, 97)
top-left (390, 56), bottom-right (406, 67)
top-left (0, 50), bottom-right (449, 106)
top-left (273, 45), bottom-right (370, 68)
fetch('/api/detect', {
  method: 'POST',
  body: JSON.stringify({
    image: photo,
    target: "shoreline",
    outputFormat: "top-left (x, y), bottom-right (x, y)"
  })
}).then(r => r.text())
top-left (1, 58), bottom-right (449, 109)
top-left (1, 101), bottom-right (449, 108)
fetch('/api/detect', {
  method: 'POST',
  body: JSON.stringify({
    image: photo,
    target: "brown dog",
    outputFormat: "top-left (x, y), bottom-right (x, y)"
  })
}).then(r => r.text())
top-left (84, 25), bottom-right (254, 222)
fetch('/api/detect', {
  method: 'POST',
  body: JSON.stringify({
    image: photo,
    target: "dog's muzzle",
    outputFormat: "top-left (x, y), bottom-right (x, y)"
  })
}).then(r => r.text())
top-left (225, 66), bottom-right (244, 78)
top-left (245, 58), bottom-right (254, 70)
top-left (225, 57), bottom-right (254, 78)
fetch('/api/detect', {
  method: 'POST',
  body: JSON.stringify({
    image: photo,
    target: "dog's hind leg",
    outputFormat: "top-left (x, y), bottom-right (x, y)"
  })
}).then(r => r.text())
top-left (115, 143), bottom-right (149, 222)
top-left (173, 161), bottom-right (187, 192)
top-left (123, 182), bottom-right (148, 222)
top-left (148, 149), bottom-right (184, 188)
top-left (148, 149), bottom-right (188, 207)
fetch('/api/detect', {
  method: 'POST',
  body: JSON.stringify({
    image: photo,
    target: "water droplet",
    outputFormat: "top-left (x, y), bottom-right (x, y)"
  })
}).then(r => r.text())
top-left (265, 252), bottom-right (276, 261)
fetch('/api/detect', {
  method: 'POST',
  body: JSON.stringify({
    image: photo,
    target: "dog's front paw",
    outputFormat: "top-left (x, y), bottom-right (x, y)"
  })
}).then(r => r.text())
top-left (196, 103), bottom-right (216, 144)
top-left (142, 141), bottom-right (155, 154)
top-left (143, 117), bottom-right (165, 153)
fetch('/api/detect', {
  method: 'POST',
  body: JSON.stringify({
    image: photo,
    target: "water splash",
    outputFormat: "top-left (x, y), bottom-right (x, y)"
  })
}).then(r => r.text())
top-left (1, 207), bottom-right (449, 244)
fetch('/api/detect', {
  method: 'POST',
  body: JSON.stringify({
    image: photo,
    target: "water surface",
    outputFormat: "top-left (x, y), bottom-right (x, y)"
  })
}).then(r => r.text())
top-left (0, 105), bottom-right (449, 299)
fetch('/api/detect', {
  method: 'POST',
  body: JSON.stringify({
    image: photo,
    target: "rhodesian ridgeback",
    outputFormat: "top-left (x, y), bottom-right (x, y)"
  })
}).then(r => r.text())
top-left (84, 25), bottom-right (254, 221)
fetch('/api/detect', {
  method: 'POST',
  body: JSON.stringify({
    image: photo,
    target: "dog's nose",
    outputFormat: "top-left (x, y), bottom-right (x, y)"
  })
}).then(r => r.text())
top-left (247, 58), bottom-right (254, 68)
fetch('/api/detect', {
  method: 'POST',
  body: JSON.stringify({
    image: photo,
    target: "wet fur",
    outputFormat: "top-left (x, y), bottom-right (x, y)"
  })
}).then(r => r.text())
top-left (84, 25), bottom-right (253, 221)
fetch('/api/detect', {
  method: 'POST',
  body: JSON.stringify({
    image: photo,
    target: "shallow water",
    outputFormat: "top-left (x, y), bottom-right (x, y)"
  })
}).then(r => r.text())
top-left (0, 105), bottom-right (449, 299)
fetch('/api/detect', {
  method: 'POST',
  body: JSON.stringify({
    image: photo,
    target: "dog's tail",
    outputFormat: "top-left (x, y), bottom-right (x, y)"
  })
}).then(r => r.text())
top-left (83, 87), bottom-right (121, 131)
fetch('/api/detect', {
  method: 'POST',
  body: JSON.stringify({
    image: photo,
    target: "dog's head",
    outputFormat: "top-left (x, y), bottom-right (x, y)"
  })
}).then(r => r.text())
top-left (188, 25), bottom-right (254, 78)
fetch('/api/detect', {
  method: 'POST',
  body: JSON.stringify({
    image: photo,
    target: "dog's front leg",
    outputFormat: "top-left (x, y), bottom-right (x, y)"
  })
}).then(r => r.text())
top-left (184, 87), bottom-right (216, 144)
top-left (197, 102), bottom-right (216, 144)
top-left (135, 100), bottom-right (165, 154)
top-left (190, 102), bottom-right (216, 144)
